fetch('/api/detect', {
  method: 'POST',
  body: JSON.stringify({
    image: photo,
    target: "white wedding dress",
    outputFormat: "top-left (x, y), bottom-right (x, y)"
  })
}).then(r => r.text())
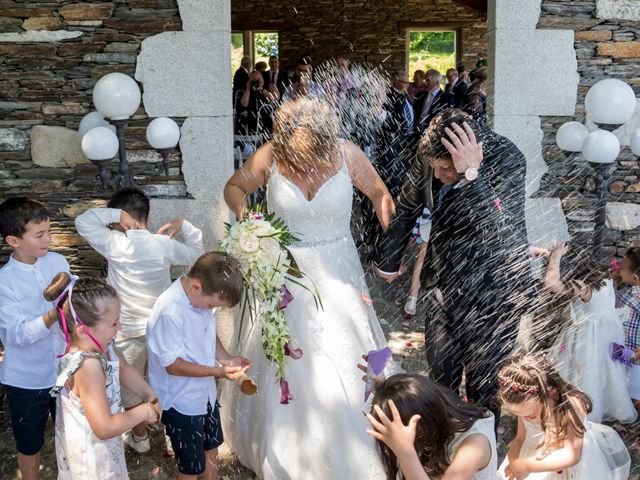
top-left (220, 146), bottom-right (388, 480)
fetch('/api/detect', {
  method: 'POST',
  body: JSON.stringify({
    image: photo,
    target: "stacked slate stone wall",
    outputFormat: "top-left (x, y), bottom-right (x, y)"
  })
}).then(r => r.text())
top-left (0, 1), bottom-right (185, 274)
top-left (538, 0), bottom-right (640, 259)
top-left (231, 0), bottom-right (488, 75)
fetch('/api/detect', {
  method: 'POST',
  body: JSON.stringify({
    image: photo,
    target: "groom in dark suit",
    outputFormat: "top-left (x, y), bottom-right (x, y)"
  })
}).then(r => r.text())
top-left (376, 109), bottom-right (535, 422)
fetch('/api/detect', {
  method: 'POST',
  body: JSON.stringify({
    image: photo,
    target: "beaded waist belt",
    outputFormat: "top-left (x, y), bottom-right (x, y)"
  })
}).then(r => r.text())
top-left (290, 234), bottom-right (349, 248)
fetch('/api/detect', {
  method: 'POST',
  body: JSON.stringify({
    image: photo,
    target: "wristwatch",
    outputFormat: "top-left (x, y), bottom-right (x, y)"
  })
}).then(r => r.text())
top-left (464, 167), bottom-right (479, 181)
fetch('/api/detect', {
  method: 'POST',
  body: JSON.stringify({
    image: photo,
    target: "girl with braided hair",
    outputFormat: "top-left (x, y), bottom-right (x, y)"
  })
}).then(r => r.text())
top-left (497, 353), bottom-right (629, 480)
top-left (46, 273), bottom-right (160, 479)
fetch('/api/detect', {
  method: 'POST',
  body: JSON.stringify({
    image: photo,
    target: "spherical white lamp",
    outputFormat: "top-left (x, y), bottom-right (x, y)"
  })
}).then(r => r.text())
top-left (146, 117), bottom-right (181, 150)
top-left (631, 129), bottom-right (640, 157)
top-left (585, 78), bottom-right (636, 126)
top-left (79, 111), bottom-right (116, 137)
top-left (582, 129), bottom-right (620, 164)
top-left (556, 121), bottom-right (589, 152)
top-left (81, 126), bottom-right (119, 160)
top-left (93, 73), bottom-right (141, 121)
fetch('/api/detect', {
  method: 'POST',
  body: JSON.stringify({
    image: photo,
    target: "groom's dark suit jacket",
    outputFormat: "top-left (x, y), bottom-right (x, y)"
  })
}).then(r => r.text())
top-left (377, 126), bottom-right (535, 324)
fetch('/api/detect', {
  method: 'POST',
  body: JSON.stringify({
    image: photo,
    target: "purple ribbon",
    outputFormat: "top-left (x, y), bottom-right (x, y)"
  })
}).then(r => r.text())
top-left (278, 285), bottom-right (294, 310)
top-left (284, 342), bottom-right (303, 359)
top-left (280, 377), bottom-right (293, 404)
top-left (610, 342), bottom-right (634, 367)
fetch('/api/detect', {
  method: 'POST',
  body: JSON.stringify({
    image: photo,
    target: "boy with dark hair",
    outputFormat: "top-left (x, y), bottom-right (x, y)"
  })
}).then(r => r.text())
top-left (0, 197), bottom-right (70, 480)
top-left (147, 251), bottom-right (250, 480)
top-left (106, 186), bottom-right (151, 225)
top-left (75, 187), bottom-right (204, 453)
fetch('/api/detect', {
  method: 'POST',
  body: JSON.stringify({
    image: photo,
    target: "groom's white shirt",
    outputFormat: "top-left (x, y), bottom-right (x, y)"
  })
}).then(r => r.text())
top-left (147, 278), bottom-right (218, 416)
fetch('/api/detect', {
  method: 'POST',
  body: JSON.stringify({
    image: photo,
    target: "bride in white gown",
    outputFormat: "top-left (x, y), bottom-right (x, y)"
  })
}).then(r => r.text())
top-left (219, 97), bottom-right (395, 480)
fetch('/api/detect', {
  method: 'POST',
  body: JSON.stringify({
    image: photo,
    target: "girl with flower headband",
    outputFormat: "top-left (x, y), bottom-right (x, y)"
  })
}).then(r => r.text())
top-left (45, 272), bottom-right (160, 479)
top-left (497, 353), bottom-right (629, 480)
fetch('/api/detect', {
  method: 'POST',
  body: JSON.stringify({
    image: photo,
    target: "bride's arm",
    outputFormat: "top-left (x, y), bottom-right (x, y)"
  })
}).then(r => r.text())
top-left (344, 141), bottom-right (395, 231)
top-left (224, 143), bottom-right (273, 219)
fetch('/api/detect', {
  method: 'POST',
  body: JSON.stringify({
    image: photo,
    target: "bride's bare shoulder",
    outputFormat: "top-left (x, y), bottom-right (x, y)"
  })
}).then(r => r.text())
top-left (341, 140), bottom-right (370, 170)
top-left (251, 142), bottom-right (274, 168)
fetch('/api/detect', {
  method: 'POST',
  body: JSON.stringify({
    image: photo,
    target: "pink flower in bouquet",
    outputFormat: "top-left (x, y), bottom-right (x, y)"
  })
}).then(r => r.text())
top-left (280, 377), bottom-right (293, 404)
top-left (284, 342), bottom-right (303, 359)
top-left (279, 285), bottom-right (294, 309)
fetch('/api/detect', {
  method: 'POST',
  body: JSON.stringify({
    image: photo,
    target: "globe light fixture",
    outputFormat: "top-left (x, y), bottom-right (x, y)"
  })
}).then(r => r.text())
top-left (146, 117), bottom-right (181, 175)
top-left (79, 111), bottom-right (115, 137)
top-left (582, 130), bottom-right (620, 164)
top-left (556, 78), bottom-right (637, 258)
top-left (585, 78), bottom-right (636, 129)
top-left (93, 72), bottom-right (141, 121)
top-left (82, 73), bottom-right (181, 190)
top-left (81, 126), bottom-right (120, 190)
top-left (555, 121), bottom-right (588, 152)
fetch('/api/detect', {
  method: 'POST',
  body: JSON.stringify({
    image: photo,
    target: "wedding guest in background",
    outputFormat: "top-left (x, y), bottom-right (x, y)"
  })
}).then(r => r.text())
top-left (284, 56), bottom-right (325, 99)
top-left (233, 56), bottom-right (252, 110)
top-left (445, 67), bottom-right (469, 108)
top-left (238, 71), bottom-right (280, 135)
top-left (263, 55), bottom-right (289, 97)
top-left (413, 69), bottom-right (455, 137)
top-left (463, 67), bottom-right (488, 126)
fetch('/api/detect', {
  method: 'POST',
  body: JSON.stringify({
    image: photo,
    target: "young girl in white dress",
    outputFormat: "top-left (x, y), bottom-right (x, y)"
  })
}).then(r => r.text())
top-left (366, 374), bottom-right (498, 480)
top-left (497, 353), bottom-right (630, 480)
top-left (541, 244), bottom-right (636, 423)
top-left (46, 273), bottom-right (161, 479)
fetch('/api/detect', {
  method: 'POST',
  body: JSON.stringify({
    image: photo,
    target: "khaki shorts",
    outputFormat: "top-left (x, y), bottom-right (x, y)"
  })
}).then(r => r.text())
top-left (114, 335), bottom-right (148, 408)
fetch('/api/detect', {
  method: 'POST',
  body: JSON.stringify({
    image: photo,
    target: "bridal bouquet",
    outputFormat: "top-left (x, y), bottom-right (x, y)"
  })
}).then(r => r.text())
top-left (219, 208), bottom-right (321, 404)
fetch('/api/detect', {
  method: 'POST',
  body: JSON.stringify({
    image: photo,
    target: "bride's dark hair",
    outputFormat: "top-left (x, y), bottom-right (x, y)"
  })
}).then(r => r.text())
top-left (371, 374), bottom-right (488, 479)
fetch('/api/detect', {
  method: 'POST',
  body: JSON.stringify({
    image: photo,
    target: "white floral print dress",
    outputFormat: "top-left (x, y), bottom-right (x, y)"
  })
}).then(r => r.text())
top-left (52, 345), bottom-right (128, 479)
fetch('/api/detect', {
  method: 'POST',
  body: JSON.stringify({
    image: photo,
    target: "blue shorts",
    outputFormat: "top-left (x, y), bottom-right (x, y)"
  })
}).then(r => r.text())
top-left (4, 384), bottom-right (56, 455)
top-left (162, 401), bottom-right (224, 475)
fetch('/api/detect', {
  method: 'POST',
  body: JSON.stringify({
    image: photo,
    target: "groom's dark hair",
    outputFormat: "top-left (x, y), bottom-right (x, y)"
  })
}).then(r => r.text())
top-left (419, 109), bottom-right (482, 162)
top-left (187, 251), bottom-right (244, 305)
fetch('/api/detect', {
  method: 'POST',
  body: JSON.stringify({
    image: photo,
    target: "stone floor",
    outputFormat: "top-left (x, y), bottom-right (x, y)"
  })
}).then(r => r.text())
top-left (0, 265), bottom-right (639, 479)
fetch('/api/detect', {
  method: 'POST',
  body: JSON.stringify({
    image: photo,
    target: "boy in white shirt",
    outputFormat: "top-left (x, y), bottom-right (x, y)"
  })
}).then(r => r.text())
top-left (147, 251), bottom-right (250, 480)
top-left (0, 197), bottom-right (70, 480)
top-left (75, 187), bottom-right (204, 453)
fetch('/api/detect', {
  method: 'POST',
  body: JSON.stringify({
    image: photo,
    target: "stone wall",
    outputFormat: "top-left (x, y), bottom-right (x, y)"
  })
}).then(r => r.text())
top-left (0, 1), bottom-right (187, 274)
top-left (537, 0), bottom-right (640, 259)
top-left (231, 0), bottom-right (488, 74)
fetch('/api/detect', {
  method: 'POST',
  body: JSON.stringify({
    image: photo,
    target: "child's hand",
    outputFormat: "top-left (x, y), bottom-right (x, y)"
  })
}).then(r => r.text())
top-left (220, 356), bottom-right (252, 371)
top-left (504, 458), bottom-right (530, 480)
top-left (119, 210), bottom-right (140, 230)
top-left (365, 399), bottom-right (421, 457)
top-left (529, 246), bottom-right (550, 258)
top-left (632, 347), bottom-right (640, 362)
top-left (143, 401), bottom-right (162, 424)
top-left (357, 354), bottom-right (385, 387)
top-left (549, 243), bottom-right (568, 258)
top-left (156, 219), bottom-right (184, 239)
top-left (217, 365), bottom-right (244, 381)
